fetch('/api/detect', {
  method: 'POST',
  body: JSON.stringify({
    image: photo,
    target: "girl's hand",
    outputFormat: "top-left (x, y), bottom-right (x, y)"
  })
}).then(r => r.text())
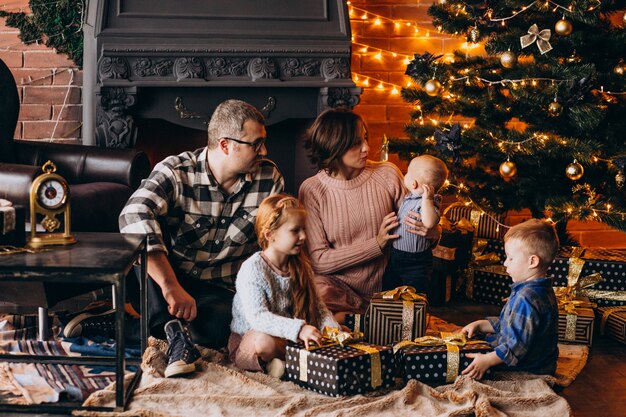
top-left (298, 324), bottom-right (322, 349)
top-left (376, 212), bottom-right (400, 249)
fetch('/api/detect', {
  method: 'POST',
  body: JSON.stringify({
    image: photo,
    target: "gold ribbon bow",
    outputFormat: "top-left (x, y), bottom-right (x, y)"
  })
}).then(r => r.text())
top-left (520, 24), bottom-right (552, 54)
top-left (374, 286), bottom-right (428, 341)
top-left (394, 331), bottom-right (487, 383)
top-left (553, 250), bottom-right (602, 342)
top-left (299, 327), bottom-right (382, 389)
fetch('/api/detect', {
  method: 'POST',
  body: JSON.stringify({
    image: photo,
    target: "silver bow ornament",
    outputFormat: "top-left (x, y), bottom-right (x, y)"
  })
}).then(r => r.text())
top-left (520, 24), bottom-right (552, 54)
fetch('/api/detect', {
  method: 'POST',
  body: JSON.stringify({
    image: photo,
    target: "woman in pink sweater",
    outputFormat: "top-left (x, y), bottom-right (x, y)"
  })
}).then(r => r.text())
top-left (298, 108), bottom-right (436, 322)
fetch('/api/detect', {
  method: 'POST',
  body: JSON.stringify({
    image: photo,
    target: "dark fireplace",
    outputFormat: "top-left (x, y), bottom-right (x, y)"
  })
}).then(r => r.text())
top-left (82, 0), bottom-right (360, 194)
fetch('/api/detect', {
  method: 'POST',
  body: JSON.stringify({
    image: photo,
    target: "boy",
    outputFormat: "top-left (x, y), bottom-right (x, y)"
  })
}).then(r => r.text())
top-left (462, 219), bottom-right (559, 379)
top-left (383, 154), bottom-right (448, 293)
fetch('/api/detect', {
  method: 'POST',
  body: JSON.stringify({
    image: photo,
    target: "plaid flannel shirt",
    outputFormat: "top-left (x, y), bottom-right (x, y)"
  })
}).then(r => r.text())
top-left (119, 147), bottom-right (284, 290)
top-left (486, 278), bottom-right (559, 375)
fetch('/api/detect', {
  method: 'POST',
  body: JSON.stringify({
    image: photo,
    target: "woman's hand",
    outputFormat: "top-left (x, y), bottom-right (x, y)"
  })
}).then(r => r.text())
top-left (298, 324), bottom-right (322, 349)
top-left (404, 210), bottom-right (441, 244)
top-left (376, 212), bottom-right (400, 250)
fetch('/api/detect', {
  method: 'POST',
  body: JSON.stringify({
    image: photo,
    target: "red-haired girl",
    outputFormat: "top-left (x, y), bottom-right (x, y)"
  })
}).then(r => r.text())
top-left (228, 195), bottom-right (339, 377)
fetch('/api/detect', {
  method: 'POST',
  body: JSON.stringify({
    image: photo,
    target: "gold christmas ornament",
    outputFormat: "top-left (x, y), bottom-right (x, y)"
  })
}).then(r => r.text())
top-left (555, 18), bottom-right (573, 36)
top-left (614, 63), bottom-right (624, 76)
top-left (424, 79), bottom-right (442, 96)
top-left (499, 160), bottom-right (517, 179)
top-left (500, 51), bottom-right (517, 68)
top-left (616, 171), bottom-right (625, 189)
top-left (565, 160), bottom-right (584, 181)
top-left (548, 100), bottom-right (563, 116)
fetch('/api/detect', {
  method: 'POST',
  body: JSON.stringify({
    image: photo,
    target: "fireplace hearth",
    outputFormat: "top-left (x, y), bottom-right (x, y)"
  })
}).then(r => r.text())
top-left (83, 1), bottom-right (359, 193)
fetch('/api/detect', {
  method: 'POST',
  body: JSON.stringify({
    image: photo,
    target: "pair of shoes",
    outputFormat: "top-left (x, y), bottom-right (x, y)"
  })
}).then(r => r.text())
top-left (62, 303), bottom-right (116, 339)
top-left (265, 358), bottom-right (286, 379)
top-left (164, 320), bottom-right (202, 378)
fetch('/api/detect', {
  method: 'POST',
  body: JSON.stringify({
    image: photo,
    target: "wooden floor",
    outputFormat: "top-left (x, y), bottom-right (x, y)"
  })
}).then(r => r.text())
top-left (12, 298), bottom-right (626, 417)
top-left (431, 299), bottom-right (626, 417)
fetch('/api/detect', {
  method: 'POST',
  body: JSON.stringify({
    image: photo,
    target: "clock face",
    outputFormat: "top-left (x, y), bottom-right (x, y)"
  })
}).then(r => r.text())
top-left (37, 179), bottom-right (67, 209)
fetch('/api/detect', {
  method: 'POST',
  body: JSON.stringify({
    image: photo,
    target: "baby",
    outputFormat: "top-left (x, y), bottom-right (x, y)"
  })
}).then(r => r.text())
top-left (382, 154), bottom-right (448, 294)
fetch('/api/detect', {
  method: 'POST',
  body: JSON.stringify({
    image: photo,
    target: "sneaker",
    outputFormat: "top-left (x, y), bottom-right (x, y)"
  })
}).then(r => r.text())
top-left (63, 306), bottom-right (116, 339)
top-left (164, 320), bottom-right (201, 378)
top-left (266, 358), bottom-right (286, 379)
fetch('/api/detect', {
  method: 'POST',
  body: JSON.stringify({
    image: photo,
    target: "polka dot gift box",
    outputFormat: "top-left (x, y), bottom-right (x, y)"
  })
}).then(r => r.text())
top-left (394, 333), bottom-right (493, 385)
top-left (285, 341), bottom-right (395, 397)
top-left (470, 265), bottom-right (511, 306)
top-left (549, 247), bottom-right (626, 307)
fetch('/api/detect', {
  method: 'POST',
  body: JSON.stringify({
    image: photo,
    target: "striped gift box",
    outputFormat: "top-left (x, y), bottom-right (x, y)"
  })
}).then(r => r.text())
top-left (444, 204), bottom-right (505, 240)
top-left (597, 307), bottom-right (626, 345)
top-left (558, 306), bottom-right (595, 346)
top-left (368, 298), bottom-right (427, 346)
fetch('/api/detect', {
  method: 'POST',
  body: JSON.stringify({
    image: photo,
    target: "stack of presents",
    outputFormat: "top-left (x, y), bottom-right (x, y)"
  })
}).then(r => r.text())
top-left (437, 203), bottom-right (626, 349)
top-left (284, 203), bottom-right (625, 397)
top-left (285, 286), bottom-right (492, 396)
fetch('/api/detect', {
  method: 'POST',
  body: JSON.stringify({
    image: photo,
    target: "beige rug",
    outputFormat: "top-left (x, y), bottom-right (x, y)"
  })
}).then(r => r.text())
top-left (74, 317), bottom-right (585, 417)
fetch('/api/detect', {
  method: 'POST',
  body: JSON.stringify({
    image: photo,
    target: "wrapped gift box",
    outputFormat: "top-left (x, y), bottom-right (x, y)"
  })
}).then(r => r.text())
top-left (444, 204), bottom-right (505, 240)
top-left (597, 307), bottom-right (626, 345)
top-left (548, 247), bottom-right (626, 290)
top-left (0, 203), bottom-right (25, 247)
top-left (470, 265), bottom-right (510, 306)
top-left (368, 289), bottom-right (427, 346)
top-left (344, 313), bottom-right (369, 336)
top-left (396, 338), bottom-right (493, 384)
top-left (285, 342), bottom-right (395, 396)
top-left (557, 304), bottom-right (595, 346)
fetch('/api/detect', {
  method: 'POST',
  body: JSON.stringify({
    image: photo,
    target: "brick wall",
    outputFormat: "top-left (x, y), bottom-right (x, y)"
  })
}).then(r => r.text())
top-left (350, 0), bottom-right (626, 247)
top-left (0, 0), bottom-right (82, 144)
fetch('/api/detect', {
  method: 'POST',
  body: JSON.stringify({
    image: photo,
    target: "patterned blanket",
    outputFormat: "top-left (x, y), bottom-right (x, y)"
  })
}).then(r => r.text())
top-left (0, 313), bottom-right (138, 405)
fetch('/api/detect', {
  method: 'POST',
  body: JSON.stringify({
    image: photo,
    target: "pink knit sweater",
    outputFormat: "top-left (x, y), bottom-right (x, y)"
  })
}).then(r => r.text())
top-left (298, 161), bottom-right (406, 299)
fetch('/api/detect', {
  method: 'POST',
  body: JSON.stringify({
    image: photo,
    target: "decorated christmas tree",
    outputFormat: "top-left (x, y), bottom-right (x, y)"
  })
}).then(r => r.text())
top-left (389, 1), bottom-right (626, 236)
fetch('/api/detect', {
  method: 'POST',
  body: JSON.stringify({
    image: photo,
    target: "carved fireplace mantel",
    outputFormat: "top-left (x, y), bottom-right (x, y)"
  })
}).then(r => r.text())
top-left (83, 0), bottom-right (360, 149)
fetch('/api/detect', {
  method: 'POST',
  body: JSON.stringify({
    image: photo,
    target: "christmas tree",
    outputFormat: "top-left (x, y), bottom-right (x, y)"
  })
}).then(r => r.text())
top-left (389, 1), bottom-right (626, 236)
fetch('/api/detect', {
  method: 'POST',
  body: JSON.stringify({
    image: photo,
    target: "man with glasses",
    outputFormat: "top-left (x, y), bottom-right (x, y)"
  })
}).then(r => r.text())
top-left (118, 99), bottom-right (284, 377)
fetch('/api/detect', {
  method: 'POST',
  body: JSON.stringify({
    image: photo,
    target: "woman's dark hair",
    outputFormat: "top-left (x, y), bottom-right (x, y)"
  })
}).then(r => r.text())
top-left (304, 107), bottom-right (366, 175)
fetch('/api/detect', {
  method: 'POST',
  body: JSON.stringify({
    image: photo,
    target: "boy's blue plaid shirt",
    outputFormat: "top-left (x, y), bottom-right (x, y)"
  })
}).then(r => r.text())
top-left (486, 278), bottom-right (559, 375)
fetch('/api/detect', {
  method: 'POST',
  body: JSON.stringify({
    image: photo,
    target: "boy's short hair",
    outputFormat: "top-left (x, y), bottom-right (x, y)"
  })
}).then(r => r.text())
top-left (504, 219), bottom-right (559, 270)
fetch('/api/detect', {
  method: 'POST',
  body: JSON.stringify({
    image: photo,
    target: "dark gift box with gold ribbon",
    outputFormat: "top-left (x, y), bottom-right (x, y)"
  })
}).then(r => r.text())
top-left (556, 293), bottom-right (596, 346)
top-left (344, 313), bottom-right (369, 336)
top-left (470, 265), bottom-right (511, 306)
top-left (284, 328), bottom-right (395, 397)
top-left (551, 247), bottom-right (626, 307)
top-left (367, 286), bottom-right (427, 346)
top-left (548, 247), bottom-right (626, 291)
top-left (596, 306), bottom-right (626, 345)
top-left (394, 332), bottom-right (493, 385)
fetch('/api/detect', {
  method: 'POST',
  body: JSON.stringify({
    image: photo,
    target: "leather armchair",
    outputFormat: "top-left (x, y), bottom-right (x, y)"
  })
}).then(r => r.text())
top-left (0, 58), bottom-right (151, 233)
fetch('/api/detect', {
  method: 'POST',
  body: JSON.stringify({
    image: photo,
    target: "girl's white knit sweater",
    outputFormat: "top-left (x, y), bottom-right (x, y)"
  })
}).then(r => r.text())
top-left (230, 252), bottom-right (339, 342)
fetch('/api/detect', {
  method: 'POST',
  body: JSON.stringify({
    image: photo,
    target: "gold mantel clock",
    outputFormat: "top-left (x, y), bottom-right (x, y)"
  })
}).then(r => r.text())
top-left (29, 160), bottom-right (77, 247)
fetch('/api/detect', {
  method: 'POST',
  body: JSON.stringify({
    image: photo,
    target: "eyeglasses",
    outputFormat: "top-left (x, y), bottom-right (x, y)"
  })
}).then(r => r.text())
top-left (224, 136), bottom-right (266, 152)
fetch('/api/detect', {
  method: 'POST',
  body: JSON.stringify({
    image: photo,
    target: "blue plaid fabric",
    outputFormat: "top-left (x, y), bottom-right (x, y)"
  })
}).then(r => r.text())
top-left (486, 278), bottom-right (559, 375)
top-left (119, 147), bottom-right (284, 290)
